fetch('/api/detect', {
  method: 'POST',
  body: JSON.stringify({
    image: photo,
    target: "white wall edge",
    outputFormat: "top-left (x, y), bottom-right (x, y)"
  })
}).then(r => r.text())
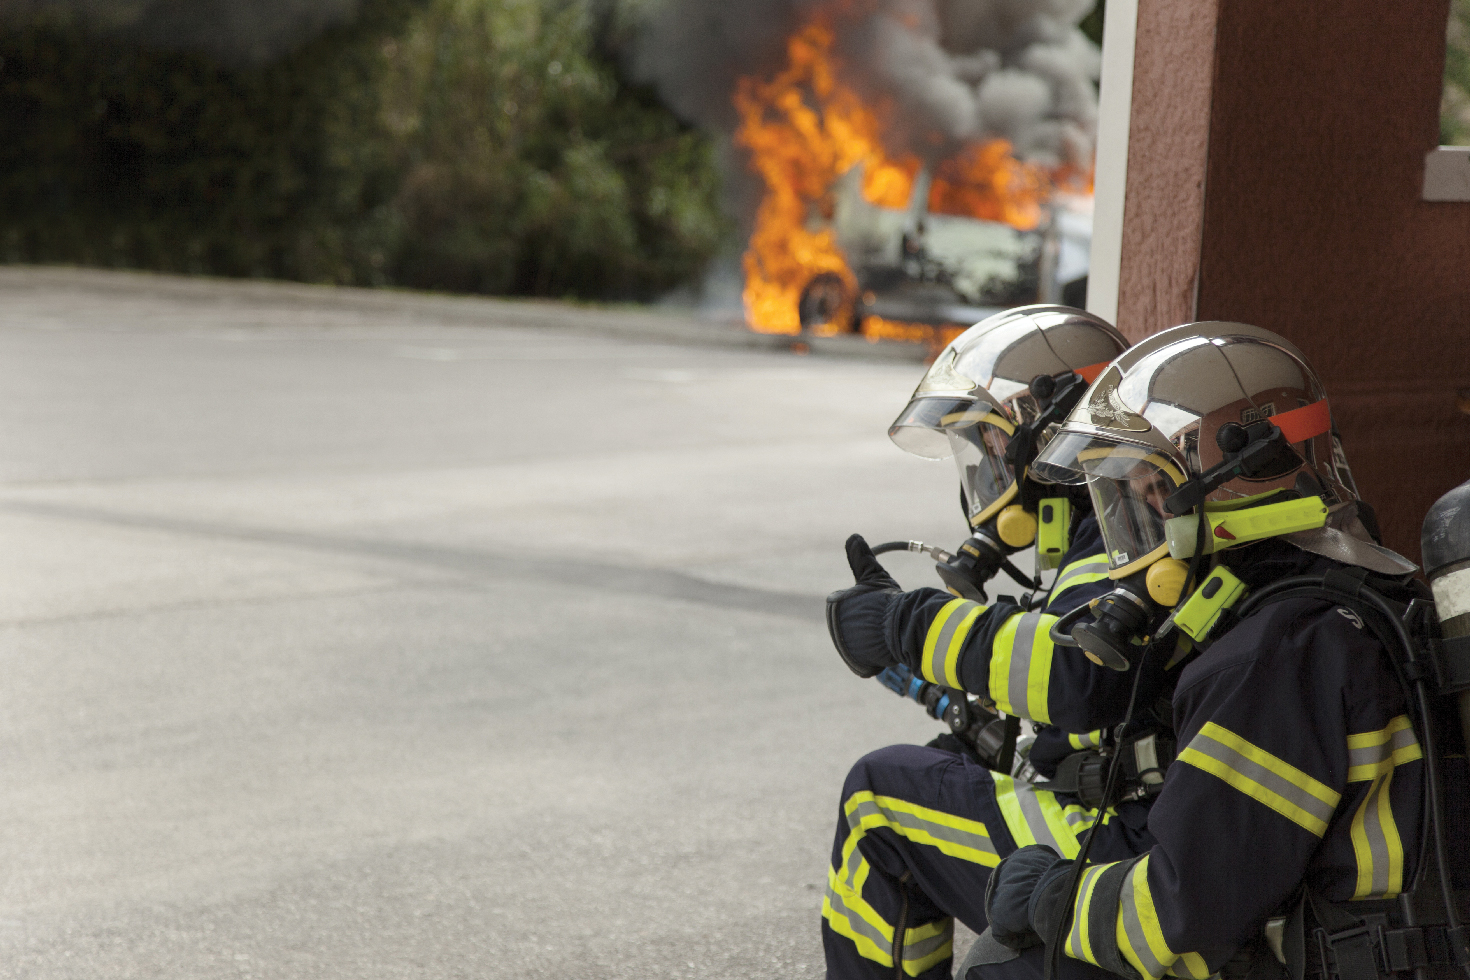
top-left (1423, 146), bottom-right (1470, 201)
top-left (1086, 0), bottom-right (1140, 327)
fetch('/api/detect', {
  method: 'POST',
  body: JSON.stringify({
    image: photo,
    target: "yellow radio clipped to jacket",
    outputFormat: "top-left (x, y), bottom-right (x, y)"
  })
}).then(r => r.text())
top-left (1171, 567), bottom-right (1249, 641)
top-left (1036, 497), bottom-right (1072, 571)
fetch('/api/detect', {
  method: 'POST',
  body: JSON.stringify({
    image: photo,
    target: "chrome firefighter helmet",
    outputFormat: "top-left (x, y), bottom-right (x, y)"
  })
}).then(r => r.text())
top-left (1032, 322), bottom-right (1377, 577)
top-left (888, 305), bottom-right (1128, 534)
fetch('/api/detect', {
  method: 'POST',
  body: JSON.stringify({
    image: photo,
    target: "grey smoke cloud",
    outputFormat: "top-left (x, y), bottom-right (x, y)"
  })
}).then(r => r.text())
top-left (0, 0), bottom-right (361, 62)
top-left (632, 0), bottom-right (1100, 167)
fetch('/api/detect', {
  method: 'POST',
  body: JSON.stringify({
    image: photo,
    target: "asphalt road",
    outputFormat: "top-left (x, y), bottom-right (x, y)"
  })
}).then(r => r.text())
top-left (0, 269), bottom-right (987, 979)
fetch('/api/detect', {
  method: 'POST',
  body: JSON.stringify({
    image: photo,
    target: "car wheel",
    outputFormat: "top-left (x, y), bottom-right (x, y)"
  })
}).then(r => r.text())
top-left (797, 273), bottom-right (855, 334)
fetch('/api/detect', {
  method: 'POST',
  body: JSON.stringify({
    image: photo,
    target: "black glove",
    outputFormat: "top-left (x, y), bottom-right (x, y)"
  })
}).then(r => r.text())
top-left (826, 534), bottom-right (902, 678)
top-left (925, 732), bottom-right (980, 762)
top-left (984, 845), bottom-right (1071, 950)
top-left (1028, 856), bottom-right (1081, 952)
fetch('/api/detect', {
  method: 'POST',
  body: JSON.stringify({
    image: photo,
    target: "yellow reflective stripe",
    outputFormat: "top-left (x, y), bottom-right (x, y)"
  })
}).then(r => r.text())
top-left (1116, 855), bottom-right (1179, 980)
top-left (1048, 555), bottom-right (1111, 604)
top-left (1068, 730), bottom-right (1104, 750)
top-left (922, 599), bottom-right (984, 688)
top-left (829, 851), bottom-right (957, 973)
top-left (989, 612), bottom-right (1056, 723)
top-left (1168, 952), bottom-right (1213, 979)
top-left (1350, 769), bottom-right (1406, 899)
top-left (824, 865), bottom-right (894, 967)
top-left (902, 918), bottom-right (955, 976)
top-left (993, 775), bottom-right (1082, 858)
top-left (1035, 787), bottom-right (1084, 856)
top-left (842, 792), bottom-right (1001, 870)
top-left (1066, 862), bottom-right (1115, 963)
top-left (828, 797), bottom-right (966, 972)
top-left (1347, 714), bottom-right (1413, 749)
top-left (1178, 722), bottom-right (1341, 837)
top-left (1347, 716), bottom-right (1422, 781)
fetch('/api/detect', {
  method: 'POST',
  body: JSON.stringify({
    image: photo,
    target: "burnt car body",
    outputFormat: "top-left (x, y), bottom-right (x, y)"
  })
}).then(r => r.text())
top-left (797, 164), bottom-right (1089, 334)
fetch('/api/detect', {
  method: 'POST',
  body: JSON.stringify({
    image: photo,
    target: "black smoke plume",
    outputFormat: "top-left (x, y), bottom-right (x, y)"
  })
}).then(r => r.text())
top-left (631, 0), bottom-right (1100, 167)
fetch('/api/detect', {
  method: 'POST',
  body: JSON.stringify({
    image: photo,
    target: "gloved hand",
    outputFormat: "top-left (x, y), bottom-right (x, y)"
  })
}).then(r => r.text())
top-left (925, 732), bottom-right (981, 763)
top-left (826, 534), bottom-right (902, 678)
top-left (984, 845), bottom-right (1072, 950)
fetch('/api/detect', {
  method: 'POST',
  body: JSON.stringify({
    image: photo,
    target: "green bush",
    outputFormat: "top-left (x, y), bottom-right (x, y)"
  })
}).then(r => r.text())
top-left (0, 0), bottom-right (728, 300)
top-left (1443, 0), bottom-right (1470, 146)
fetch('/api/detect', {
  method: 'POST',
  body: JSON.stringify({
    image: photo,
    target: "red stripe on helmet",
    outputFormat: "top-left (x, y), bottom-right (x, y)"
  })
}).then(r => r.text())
top-left (1075, 360), bottom-right (1111, 384)
top-left (1269, 398), bottom-right (1331, 444)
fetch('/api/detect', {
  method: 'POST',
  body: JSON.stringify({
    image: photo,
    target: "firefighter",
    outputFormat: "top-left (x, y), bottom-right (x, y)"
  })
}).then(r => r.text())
top-left (967, 322), bottom-right (1469, 980)
top-left (823, 307), bottom-right (1181, 979)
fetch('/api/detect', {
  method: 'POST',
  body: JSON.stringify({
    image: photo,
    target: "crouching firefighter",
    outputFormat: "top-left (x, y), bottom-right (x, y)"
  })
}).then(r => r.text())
top-left (968, 322), bottom-right (1470, 980)
top-left (821, 308), bottom-right (1189, 979)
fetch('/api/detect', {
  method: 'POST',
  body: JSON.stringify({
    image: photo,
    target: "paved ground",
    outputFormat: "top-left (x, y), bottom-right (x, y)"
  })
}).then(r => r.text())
top-left (0, 268), bottom-right (987, 978)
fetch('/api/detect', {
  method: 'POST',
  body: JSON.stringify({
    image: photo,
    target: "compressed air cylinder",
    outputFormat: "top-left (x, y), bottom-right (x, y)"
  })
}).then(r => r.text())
top-left (1421, 478), bottom-right (1470, 744)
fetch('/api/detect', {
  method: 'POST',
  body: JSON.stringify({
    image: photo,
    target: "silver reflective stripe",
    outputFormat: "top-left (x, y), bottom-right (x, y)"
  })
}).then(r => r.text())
top-left (1347, 726), bottom-right (1419, 772)
top-left (1188, 730), bottom-right (1338, 830)
top-left (1010, 780), bottom-right (1066, 854)
top-left (846, 799), bottom-right (999, 863)
top-left (1119, 861), bottom-right (1167, 979)
top-left (1006, 613), bottom-right (1043, 718)
top-left (1068, 864), bottom-right (1106, 957)
top-left (1361, 774), bottom-right (1392, 895)
top-left (931, 601), bottom-right (979, 686)
top-left (1065, 807), bottom-right (1099, 831)
top-left (825, 878), bottom-right (891, 954)
top-left (1051, 558), bottom-right (1109, 597)
top-left (904, 921), bottom-right (954, 964)
top-left (843, 837), bottom-right (865, 886)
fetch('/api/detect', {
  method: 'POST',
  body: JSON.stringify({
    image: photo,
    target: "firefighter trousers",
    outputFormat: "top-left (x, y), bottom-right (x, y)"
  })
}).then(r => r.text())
top-left (822, 743), bottom-right (1154, 980)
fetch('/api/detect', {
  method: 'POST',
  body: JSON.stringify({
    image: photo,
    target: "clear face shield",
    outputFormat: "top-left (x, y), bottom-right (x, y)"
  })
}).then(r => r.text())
top-left (890, 396), bottom-right (1018, 525)
top-left (1033, 431), bottom-right (1188, 572)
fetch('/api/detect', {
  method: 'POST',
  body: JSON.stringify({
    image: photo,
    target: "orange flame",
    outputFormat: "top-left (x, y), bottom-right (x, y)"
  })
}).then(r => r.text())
top-left (860, 315), bottom-right (966, 349)
top-left (734, 10), bottom-right (1055, 338)
top-left (928, 142), bottom-right (1044, 228)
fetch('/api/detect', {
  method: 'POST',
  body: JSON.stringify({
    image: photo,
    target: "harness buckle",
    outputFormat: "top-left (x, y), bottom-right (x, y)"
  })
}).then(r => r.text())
top-left (1315, 924), bottom-right (1386, 980)
top-left (1379, 926), bottom-right (1426, 973)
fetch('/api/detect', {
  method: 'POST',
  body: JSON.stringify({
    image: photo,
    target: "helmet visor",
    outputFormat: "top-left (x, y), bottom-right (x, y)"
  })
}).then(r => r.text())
top-left (891, 395), bottom-right (1018, 519)
top-left (1036, 432), bottom-right (1188, 570)
top-left (889, 395), bottom-right (977, 459)
top-left (949, 421), bottom-right (1017, 523)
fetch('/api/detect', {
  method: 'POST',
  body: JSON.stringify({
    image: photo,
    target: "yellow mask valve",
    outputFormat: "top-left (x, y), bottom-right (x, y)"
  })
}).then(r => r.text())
top-left (1165, 496), bottom-right (1329, 559)
top-left (1171, 567), bottom-right (1248, 642)
top-left (1145, 558), bottom-right (1191, 607)
top-left (1036, 497), bottom-right (1071, 571)
top-left (996, 504), bottom-right (1038, 548)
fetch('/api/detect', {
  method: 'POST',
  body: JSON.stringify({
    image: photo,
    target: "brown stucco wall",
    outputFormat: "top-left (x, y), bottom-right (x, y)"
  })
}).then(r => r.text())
top-left (1115, 0), bottom-right (1219, 343)
top-left (1119, 0), bottom-right (1470, 560)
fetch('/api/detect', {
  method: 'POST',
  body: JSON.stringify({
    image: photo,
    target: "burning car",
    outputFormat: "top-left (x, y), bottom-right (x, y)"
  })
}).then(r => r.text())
top-left (729, 15), bottom-right (1098, 346)
top-left (796, 161), bottom-right (1045, 335)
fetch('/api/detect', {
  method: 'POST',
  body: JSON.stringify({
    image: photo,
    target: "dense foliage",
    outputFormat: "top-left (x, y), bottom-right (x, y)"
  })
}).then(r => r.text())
top-left (0, 0), bottom-right (728, 299)
top-left (1443, 0), bottom-right (1470, 146)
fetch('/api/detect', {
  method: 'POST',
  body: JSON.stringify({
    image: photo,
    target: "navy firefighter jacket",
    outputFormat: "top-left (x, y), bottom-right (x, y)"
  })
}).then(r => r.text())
top-left (1046, 538), bottom-right (1470, 980)
top-left (884, 515), bottom-right (1173, 745)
